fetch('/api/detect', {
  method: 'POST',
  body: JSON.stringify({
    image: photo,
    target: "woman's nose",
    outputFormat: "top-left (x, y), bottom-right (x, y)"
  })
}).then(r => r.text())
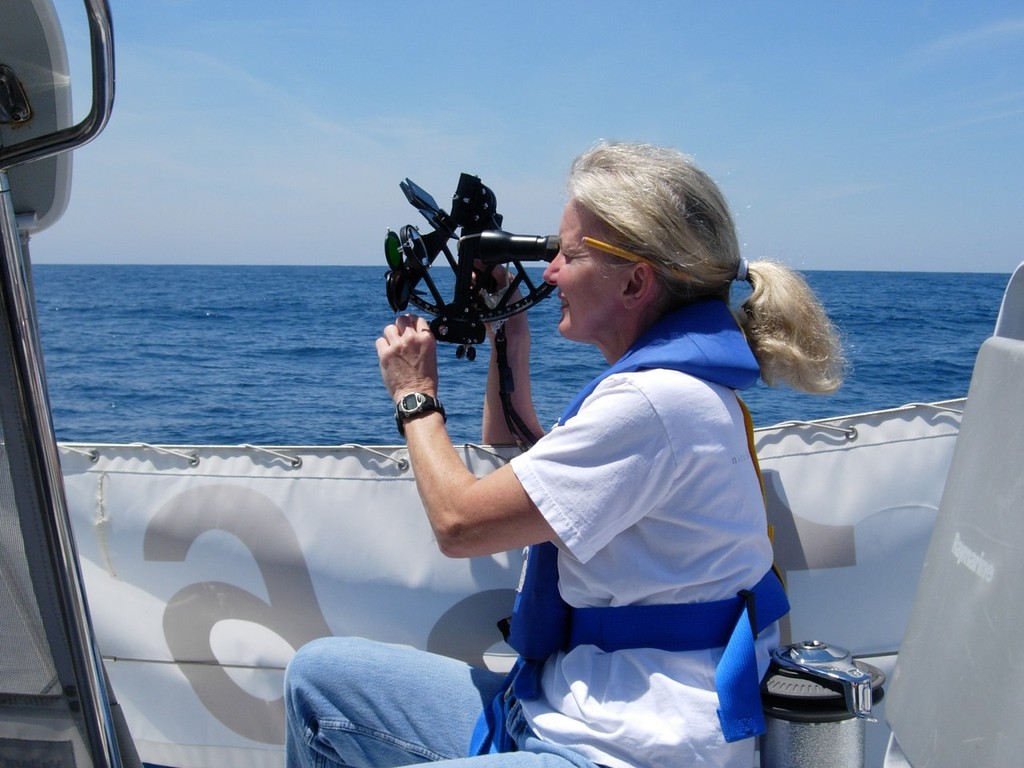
top-left (542, 252), bottom-right (562, 285)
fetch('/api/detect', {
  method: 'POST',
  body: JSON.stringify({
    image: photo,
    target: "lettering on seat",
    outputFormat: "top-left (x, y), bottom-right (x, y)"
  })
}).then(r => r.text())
top-left (950, 531), bottom-right (995, 583)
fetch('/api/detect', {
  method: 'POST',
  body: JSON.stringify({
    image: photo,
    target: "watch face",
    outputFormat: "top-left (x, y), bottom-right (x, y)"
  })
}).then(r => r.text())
top-left (400, 393), bottom-right (425, 414)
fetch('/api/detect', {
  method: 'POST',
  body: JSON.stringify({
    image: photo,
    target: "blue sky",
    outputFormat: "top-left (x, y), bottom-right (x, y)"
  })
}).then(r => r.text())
top-left (32, 0), bottom-right (1024, 272)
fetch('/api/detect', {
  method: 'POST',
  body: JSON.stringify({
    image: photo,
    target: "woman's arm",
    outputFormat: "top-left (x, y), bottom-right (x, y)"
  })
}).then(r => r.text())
top-left (482, 308), bottom-right (545, 445)
top-left (377, 313), bottom-right (556, 558)
top-left (402, 414), bottom-right (556, 557)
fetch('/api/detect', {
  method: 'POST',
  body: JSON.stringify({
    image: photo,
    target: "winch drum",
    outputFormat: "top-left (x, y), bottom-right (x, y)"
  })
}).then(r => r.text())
top-left (760, 641), bottom-right (885, 768)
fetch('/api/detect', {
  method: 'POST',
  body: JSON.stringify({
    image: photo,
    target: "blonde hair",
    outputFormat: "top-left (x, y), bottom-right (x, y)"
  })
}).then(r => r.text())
top-left (568, 141), bottom-right (844, 394)
top-left (739, 261), bottom-right (844, 393)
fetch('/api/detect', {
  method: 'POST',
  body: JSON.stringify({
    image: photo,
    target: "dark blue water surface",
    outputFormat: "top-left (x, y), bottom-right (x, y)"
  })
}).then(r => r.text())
top-left (31, 265), bottom-right (1009, 445)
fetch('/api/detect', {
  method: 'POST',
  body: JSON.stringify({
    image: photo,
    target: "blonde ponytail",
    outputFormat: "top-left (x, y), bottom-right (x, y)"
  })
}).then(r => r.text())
top-left (738, 261), bottom-right (845, 394)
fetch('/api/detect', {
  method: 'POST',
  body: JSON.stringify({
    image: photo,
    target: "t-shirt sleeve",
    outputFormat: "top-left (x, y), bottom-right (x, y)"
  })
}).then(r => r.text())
top-left (510, 376), bottom-right (679, 563)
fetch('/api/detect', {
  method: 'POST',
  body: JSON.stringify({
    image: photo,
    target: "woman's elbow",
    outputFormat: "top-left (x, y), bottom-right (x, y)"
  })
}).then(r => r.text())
top-left (431, 517), bottom-right (479, 559)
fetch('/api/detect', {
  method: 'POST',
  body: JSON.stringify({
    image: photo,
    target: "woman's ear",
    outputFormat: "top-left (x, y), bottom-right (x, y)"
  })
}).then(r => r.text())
top-left (622, 263), bottom-right (657, 308)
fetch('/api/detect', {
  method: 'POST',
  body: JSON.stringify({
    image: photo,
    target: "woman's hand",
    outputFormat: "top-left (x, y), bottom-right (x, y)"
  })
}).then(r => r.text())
top-left (376, 313), bottom-right (439, 400)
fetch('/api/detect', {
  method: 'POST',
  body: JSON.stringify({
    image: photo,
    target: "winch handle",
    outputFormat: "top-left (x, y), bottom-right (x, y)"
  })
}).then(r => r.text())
top-left (771, 641), bottom-right (876, 721)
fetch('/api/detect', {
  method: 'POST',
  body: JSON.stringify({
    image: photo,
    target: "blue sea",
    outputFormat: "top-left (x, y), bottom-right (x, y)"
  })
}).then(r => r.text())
top-left (31, 265), bottom-right (1010, 446)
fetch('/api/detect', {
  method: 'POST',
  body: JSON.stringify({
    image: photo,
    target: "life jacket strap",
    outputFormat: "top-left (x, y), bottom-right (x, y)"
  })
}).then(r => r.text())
top-left (567, 570), bottom-right (785, 653)
top-left (469, 660), bottom-right (522, 755)
top-left (469, 569), bottom-right (788, 754)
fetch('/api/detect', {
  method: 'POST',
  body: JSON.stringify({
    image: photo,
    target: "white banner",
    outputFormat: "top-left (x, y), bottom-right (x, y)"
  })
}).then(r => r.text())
top-left (754, 402), bottom-right (962, 657)
top-left (60, 402), bottom-right (961, 767)
top-left (62, 443), bottom-right (523, 768)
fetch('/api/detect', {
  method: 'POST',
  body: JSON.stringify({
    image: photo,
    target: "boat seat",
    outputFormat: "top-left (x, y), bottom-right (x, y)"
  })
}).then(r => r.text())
top-left (883, 262), bottom-right (1024, 766)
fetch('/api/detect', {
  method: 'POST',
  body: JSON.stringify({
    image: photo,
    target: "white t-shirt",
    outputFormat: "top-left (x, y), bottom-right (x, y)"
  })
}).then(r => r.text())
top-left (509, 368), bottom-right (778, 768)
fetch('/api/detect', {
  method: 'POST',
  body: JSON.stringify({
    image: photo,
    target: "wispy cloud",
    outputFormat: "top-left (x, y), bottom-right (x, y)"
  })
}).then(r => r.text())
top-left (927, 106), bottom-right (1024, 135)
top-left (912, 18), bottom-right (1024, 65)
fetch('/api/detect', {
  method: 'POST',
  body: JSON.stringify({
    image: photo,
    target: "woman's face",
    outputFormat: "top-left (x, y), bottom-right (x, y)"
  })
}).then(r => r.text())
top-left (543, 200), bottom-right (630, 358)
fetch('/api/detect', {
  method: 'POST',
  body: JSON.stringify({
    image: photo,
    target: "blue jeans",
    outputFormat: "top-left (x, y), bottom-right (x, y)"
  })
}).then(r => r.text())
top-left (284, 637), bottom-right (602, 768)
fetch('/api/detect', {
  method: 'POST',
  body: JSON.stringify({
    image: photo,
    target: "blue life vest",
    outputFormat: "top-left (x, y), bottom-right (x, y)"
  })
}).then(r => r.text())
top-left (470, 300), bottom-right (789, 754)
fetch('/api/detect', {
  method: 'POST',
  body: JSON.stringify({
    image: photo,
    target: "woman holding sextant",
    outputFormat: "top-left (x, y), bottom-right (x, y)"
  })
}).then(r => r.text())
top-left (285, 141), bottom-right (844, 768)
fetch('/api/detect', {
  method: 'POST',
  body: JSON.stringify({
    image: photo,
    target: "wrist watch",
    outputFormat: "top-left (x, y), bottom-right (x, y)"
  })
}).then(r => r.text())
top-left (394, 392), bottom-right (446, 436)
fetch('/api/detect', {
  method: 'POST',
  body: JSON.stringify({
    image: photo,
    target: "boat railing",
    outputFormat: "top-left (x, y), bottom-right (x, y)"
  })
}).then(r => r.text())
top-left (0, 0), bottom-right (114, 171)
top-left (753, 397), bottom-right (965, 436)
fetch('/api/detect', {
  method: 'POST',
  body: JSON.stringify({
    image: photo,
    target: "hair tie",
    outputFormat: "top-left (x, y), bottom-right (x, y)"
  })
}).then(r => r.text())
top-left (735, 257), bottom-right (750, 283)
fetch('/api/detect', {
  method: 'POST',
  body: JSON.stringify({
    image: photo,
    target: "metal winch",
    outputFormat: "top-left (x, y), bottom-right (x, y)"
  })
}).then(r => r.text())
top-left (760, 640), bottom-right (885, 768)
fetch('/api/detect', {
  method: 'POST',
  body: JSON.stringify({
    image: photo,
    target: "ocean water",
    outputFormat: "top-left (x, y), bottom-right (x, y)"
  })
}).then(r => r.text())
top-left (31, 265), bottom-right (1010, 446)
